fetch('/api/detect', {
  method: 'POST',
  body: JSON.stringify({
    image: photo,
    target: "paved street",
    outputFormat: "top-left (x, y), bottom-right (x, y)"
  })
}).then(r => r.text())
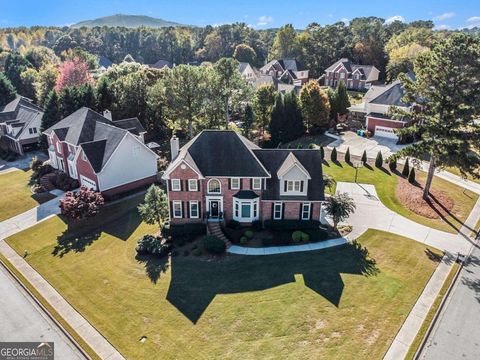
top-left (0, 265), bottom-right (85, 360)
top-left (419, 243), bottom-right (480, 360)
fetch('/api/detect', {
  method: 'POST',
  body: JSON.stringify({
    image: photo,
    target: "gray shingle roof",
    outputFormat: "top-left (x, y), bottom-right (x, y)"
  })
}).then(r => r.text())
top-left (0, 97), bottom-right (43, 138)
top-left (370, 81), bottom-right (408, 107)
top-left (112, 118), bottom-right (145, 135)
top-left (253, 149), bottom-right (325, 201)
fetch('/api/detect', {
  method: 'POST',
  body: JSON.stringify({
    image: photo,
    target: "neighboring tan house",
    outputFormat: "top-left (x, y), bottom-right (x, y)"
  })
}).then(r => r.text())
top-left (43, 107), bottom-right (158, 197)
top-left (260, 59), bottom-right (309, 86)
top-left (0, 96), bottom-right (43, 155)
top-left (162, 130), bottom-right (325, 225)
top-left (348, 76), bottom-right (414, 140)
top-left (238, 62), bottom-right (259, 84)
top-left (323, 58), bottom-right (380, 90)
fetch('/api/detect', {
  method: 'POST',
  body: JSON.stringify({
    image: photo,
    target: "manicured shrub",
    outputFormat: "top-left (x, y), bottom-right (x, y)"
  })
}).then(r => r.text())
top-left (264, 220), bottom-right (321, 231)
top-left (240, 236), bottom-right (248, 245)
top-left (203, 235), bottom-right (226, 254)
top-left (167, 223), bottom-right (206, 240)
top-left (402, 158), bottom-right (410, 177)
top-left (345, 147), bottom-right (350, 163)
top-left (30, 156), bottom-right (43, 172)
top-left (136, 235), bottom-right (171, 257)
top-left (361, 150), bottom-right (367, 164)
top-left (244, 229), bottom-right (254, 239)
top-left (223, 227), bottom-right (243, 243)
top-left (388, 158), bottom-right (397, 172)
top-left (408, 168), bottom-right (416, 184)
top-left (292, 230), bottom-right (303, 243)
top-left (308, 143), bottom-right (316, 149)
top-left (375, 151), bottom-right (383, 168)
top-left (296, 144), bottom-right (303, 149)
top-left (331, 147), bottom-right (337, 162)
top-left (52, 171), bottom-right (80, 191)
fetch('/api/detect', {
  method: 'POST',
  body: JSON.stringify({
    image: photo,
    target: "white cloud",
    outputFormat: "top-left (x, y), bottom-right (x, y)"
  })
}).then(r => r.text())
top-left (434, 24), bottom-right (451, 30)
top-left (340, 18), bottom-right (350, 25)
top-left (385, 15), bottom-right (405, 24)
top-left (257, 15), bottom-right (273, 26)
top-left (467, 16), bottom-right (480, 23)
top-left (433, 12), bottom-right (456, 21)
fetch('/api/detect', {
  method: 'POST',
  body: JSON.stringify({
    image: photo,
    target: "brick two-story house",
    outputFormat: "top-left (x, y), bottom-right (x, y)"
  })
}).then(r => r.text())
top-left (323, 58), bottom-right (380, 90)
top-left (162, 130), bottom-right (325, 226)
top-left (43, 107), bottom-right (158, 197)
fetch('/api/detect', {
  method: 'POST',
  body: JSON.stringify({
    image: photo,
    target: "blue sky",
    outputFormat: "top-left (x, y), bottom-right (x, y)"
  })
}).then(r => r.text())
top-left (1, 0), bottom-right (479, 30)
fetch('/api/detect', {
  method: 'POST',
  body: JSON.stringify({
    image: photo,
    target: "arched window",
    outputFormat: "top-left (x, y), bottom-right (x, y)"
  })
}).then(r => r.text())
top-left (208, 179), bottom-right (221, 193)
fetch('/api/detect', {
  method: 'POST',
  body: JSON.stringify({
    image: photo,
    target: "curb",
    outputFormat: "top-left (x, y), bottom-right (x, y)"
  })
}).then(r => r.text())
top-left (413, 254), bottom-right (465, 359)
top-left (0, 257), bottom-right (92, 360)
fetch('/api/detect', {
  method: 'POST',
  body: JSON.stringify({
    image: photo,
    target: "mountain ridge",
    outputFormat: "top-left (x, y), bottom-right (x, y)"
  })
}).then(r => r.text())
top-left (71, 14), bottom-right (185, 28)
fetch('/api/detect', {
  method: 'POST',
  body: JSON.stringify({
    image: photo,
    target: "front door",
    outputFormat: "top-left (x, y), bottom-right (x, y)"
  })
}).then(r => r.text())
top-left (210, 201), bottom-right (219, 217)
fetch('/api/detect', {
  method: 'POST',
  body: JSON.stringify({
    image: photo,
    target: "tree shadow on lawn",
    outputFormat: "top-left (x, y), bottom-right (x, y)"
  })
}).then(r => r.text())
top-left (166, 241), bottom-right (379, 324)
top-left (136, 254), bottom-right (169, 284)
top-left (426, 193), bottom-right (471, 234)
top-left (52, 210), bottom-right (141, 257)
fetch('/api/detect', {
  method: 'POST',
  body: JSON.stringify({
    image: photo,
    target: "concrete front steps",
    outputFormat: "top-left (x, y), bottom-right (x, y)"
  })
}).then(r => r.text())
top-left (207, 221), bottom-right (232, 249)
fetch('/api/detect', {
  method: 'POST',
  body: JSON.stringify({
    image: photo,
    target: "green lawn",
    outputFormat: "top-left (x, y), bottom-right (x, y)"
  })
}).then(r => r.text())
top-left (0, 169), bottom-right (55, 222)
top-left (323, 162), bottom-right (478, 234)
top-left (6, 198), bottom-right (443, 360)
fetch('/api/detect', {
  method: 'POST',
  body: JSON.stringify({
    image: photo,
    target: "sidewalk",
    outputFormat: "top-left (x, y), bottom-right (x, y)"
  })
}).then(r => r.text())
top-left (383, 252), bottom-right (456, 360)
top-left (0, 241), bottom-right (125, 360)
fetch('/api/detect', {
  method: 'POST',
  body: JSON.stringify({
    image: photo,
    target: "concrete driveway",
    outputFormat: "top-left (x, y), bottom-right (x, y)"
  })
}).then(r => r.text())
top-left (328, 131), bottom-right (406, 159)
top-left (336, 182), bottom-right (473, 254)
top-left (0, 150), bottom-right (47, 174)
top-left (0, 265), bottom-right (85, 359)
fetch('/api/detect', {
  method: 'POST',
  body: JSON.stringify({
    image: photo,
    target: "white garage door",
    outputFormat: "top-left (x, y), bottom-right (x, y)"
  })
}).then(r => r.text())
top-left (80, 175), bottom-right (97, 191)
top-left (374, 126), bottom-right (398, 140)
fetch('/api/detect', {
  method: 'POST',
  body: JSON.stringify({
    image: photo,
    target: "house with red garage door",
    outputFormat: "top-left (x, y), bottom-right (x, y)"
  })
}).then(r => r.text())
top-left (162, 130), bottom-right (325, 226)
top-left (43, 107), bottom-right (158, 197)
top-left (348, 75), bottom-right (416, 141)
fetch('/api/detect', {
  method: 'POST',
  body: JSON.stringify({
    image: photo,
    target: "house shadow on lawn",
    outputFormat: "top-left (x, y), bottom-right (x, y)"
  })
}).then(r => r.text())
top-left (166, 241), bottom-right (379, 324)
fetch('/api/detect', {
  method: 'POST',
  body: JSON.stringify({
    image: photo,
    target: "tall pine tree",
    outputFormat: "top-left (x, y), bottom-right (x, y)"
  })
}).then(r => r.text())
top-left (336, 80), bottom-right (351, 115)
top-left (269, 93), bottom-right (285, 147)
top-left (283, 92), bottom-right (304, 142)
top-left (0, 73), bottom-right (16, 106)
top-left (39, 91), bottom-right (61, 150)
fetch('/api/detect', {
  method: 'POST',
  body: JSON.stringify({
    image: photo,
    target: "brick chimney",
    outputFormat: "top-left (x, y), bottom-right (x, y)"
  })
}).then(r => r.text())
top-left (170, 135), bottom-right (179, 160)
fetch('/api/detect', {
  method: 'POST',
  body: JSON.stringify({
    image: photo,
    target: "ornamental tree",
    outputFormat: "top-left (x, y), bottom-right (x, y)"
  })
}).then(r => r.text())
top-left (59, 186), bottom-right (104, 221)
top-left (253, 85), bottom-right (275, 137)
top-left (324, 192), bottom-right (356, 230)
top-left (55, 57), bottom-right (93, 92)
top-left (392, 33), bottom-right (480, 200)
top-left (299, 80), bottom-right (330, 132)
top-left (138, 185), bottom-right (169, 234)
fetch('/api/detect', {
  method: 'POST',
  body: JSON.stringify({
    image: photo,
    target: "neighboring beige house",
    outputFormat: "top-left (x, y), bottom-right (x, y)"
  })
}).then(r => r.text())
top-left (0, 96), bottom-right (43, 155)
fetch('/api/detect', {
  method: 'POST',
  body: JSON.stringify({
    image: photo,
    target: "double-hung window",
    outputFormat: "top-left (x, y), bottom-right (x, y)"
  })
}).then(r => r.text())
top-left (287, 180), bottom-right (301, 192)
top-left (301, 203), bottom-right (311, 220)
top-left (173, 201), bottom-right (182, 218)
top-left (231, 178), bottom-right (240, 190)
top-left (252, 178), bottom-right (262, 190)
top-left (273, 203), bottom-right (282, 220)
top-left (171, 179), bottom-right (181, 191)
top-left (189, 201), bottom-right (199, 218)
top-left (188, 179), bottom-right (198, 191)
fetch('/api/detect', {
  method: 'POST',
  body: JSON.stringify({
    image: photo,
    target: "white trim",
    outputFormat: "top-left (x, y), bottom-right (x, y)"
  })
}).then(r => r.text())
top-left (171, 179), bottom-right (181, 191)
top-left (189, 201), bottom-right (199, 219)
top-left (98, 174), bottom-right (155, 192)
top-left (206, 196), bottom-right (223, 217)
top-left (172, 201), bottom-right (183, 218)
top-left (230, 177), bottom-right (241, 190)
top-left (188, 179), bottom-right (198, 191)
top-left (207, 178), bottom-right (221, 194)
top-left (56, 141), bottom-right (62, 154)
top-left (273, 202), bottom-right (282, 220)
top-left (301, 202), bottom-right (311, 220)
top-left (232, 198), bottom-right (260, 223)
top-left (162, 159), bottom-right (204, 180)
top-left (80, 175), bottom-right (97, 191)
top-left (252, 178), bottom-right (262, 190)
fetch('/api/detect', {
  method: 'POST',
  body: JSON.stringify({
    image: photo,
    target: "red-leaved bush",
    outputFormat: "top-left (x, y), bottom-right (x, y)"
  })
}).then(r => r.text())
top-left (55, 57), bottom-right (93, 92)
top-left (59, 186), bottom-right (105, 221)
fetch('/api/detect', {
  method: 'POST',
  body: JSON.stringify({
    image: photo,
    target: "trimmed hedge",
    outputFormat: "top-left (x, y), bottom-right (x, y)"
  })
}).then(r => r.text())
top-left (304, 229), bottom-right (329, 242)
top-left (167, 223), bottom-right (206, 239)
top-left (261, 231), bottom-right (291, 247)
top-left (264, 220), bottom-right (321, 231)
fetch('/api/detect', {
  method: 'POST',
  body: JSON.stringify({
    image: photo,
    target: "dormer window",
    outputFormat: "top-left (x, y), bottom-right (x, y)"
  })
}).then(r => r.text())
top-left (208, 179), bottom-right (221, 194)
top-left (286, 180), bottom-right (302, 192)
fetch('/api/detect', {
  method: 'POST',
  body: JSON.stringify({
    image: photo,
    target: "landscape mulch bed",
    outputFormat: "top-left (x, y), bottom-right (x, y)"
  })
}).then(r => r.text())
top-left (396, 178), bottom-right (454, 219)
